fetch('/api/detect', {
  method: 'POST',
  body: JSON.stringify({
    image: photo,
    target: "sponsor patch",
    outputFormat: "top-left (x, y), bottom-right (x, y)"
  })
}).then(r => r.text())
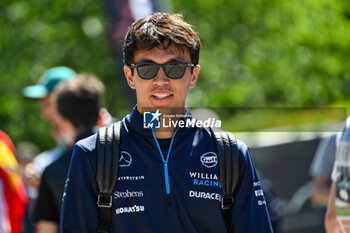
top-left (115, 205), bottom-right (145, 215)
top-left (258, 200), bottom-right (267, 206)
top-left (253, 181), bottom-right (261, 187)
top-left (114, 190), bottom-right (143, 199)
top-left (200, 152), bottom-right (218, 168)
top-left (189, 190), bottom-right (221, 202)
top-left (118, 176), bottom-right (145, 181)
top-left (119, 151), bottom-right (132, 167)
top-left (255, 189), bottom-right (264, 197)
top-left (189, 172), bottom-right (221, 188)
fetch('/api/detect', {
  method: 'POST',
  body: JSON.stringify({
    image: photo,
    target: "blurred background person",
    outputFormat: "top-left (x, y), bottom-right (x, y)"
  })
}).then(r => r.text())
top-left (309, 134), bottom-right (337, 206)
top-left (21, 66), bottom-right (76, 231)
top-left (22, 66), bottom-right (77, 179)
top-left (325, 118), bottom-right (350, 233)
top-left (15, 142), bottom-right (39, 233)
top-left (32, 73), bottom-right (104, 233)
top-left (0, 130), bottom-right (28, 233)
top-left (102, 0), bottom-right (172, 106)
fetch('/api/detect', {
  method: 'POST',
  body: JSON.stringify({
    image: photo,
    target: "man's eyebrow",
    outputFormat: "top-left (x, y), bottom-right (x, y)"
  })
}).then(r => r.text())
top-left (135, 57), bottom-right (189, 64)
top-left (168, 57), bottom-right (188, 62)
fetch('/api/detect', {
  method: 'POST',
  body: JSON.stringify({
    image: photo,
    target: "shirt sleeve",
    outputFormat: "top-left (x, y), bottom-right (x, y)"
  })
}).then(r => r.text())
top-left (60, 143), bottom-right (99, 233)
top-left (331, 161), bottom-right (338, 182)
top-left (331, 130), bottom-right (350, 182)
top-left (309, 134), bottom-right (336, 179)
top-left (230, 143), bottom-right (273, 233)
top-left (33, 169), bottom-right (59, 223)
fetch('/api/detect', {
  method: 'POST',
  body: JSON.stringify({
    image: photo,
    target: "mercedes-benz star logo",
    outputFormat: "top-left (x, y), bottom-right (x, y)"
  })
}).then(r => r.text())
top-left (119, 151), bottom-right (132, 167)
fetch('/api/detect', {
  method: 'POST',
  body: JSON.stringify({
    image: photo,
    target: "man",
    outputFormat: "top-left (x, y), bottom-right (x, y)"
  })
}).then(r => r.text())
top-left (21, 66), bottom-right (76, 233)
top-left (22, 66), bottom-right (77, 194)
top-left (33, 74), bottom-right (104, 233)
top-left (309, 134), bottom-right (337, 206)
top-left (102, 0), bottom-right (172, 105)
top-left (60, 13), bottom-right (273, 232)
top-left (15, 141), bottom-right (39, 233)
top-left (325, 118), bottom-right (350, 233)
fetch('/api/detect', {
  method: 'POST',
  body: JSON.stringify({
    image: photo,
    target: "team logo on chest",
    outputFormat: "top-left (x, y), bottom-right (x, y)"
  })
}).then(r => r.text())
top-left (119, 151), bottom-right (132, 167)
top-left (200, 152), bottom-right (218, 168)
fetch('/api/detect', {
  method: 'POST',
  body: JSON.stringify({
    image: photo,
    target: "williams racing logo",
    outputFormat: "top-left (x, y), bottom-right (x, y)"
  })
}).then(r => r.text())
top-left (200, 152), bottom-right (218, 168)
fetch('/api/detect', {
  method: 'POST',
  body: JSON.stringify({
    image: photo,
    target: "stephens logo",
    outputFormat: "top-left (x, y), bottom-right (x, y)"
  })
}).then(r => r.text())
top-left (200, 152), bottom-right (218, 168)
top-left (114, 190), bottom-right (143, 199)
top-left (143, 110), bottom-right (161, 129)
top-left (119, 151), bottom-right (132, 167)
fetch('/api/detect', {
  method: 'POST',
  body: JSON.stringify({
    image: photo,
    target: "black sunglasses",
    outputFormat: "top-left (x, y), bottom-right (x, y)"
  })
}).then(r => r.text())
top-left (130, 62), bottom-right (195, 80)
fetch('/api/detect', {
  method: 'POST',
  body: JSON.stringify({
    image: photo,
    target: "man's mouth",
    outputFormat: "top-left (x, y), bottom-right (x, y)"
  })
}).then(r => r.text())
top-left (152, 93), bottom-right (172, 99)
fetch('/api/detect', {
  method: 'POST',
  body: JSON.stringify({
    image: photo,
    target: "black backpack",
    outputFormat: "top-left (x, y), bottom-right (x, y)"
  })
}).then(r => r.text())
top-left (95, 121), bottom-right (239, 233)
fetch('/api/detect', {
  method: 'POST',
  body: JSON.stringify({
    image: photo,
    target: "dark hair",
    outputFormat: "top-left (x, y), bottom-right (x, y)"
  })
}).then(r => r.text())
top-left (53, 73), bottom-right (104, 130)
top-left (123, 12), bottom-right (201, 66)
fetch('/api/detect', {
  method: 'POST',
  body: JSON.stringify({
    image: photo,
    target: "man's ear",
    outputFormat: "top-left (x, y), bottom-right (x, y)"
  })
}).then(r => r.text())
top-left (189, 65), bottom-right (200, 88)
top-left (124, 65), bottom-right (135, 89)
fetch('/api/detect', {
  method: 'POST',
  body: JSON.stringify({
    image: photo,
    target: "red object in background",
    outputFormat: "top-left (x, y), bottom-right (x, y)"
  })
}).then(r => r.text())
top-left (0, 130), bottom-right (28, 233)
top-left (0, 168), bottom-right (28, 233)
top-left (0, 130), bottom-right (16, 155)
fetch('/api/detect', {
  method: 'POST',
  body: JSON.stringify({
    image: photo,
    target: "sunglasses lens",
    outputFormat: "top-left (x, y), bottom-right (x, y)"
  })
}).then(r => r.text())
top-left (134, 63), bottom-right (189, 79)
top-left (164, 63), bottom-right (186, 79)
top-left (137, 64), bottom-right (159, 79)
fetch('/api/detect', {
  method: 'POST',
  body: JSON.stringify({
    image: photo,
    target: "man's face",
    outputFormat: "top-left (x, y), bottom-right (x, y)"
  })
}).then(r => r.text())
top-left (39, 94), bottom-right (62, 142)
top-left (39, 95), bottom-right (56, 121)
top-left (124, 45), bottom-right (200, 113)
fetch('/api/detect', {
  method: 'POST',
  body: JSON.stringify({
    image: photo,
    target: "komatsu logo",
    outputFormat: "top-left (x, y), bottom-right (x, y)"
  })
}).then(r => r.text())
top-left (200, 152), bottom-right (218, 168)
top-left (115, 205), bottom-right (145, 215)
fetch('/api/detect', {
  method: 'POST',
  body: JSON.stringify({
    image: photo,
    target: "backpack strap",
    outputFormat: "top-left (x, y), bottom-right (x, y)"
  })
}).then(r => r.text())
top-left (96, 121), bottom-right (121, 233)
top-left (211, 128), bottom-right (240, 231)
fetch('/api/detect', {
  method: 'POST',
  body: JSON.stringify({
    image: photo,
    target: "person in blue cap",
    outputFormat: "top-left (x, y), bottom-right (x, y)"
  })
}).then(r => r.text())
top-left (23, 66), bottom-right (77, 132)
top-left (22, 66), bottom-right (76, 171)
top-left (22, 66), bottom-right (77, 177)
top-left (21, 66), bottom-right (76, 233)
top-left (32, 73), bottom-right (105, 233)
top-left (60, 13), bottom-right (273, 233)
top-left (23, 66), bottom-right (77, 99)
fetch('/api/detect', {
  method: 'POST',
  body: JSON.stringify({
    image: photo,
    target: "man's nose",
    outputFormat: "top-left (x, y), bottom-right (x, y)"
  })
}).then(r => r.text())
top-left (152, 67), bottom-right (170, 84)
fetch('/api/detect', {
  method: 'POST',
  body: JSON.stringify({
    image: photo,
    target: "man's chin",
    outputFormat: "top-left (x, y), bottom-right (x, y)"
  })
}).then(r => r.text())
top-left (140, 105), bottom-right (185, 113)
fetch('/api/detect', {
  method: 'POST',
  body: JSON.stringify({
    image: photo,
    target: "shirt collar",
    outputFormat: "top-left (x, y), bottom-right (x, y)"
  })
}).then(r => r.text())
top-left (124, 105), bottom-right (195, 138)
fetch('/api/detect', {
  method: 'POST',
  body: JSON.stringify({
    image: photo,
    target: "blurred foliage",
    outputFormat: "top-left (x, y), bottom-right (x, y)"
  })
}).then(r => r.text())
top-left (0, 0), bottom-right (129, 149)
top-left (1, 0), bottom-right (350, 149)
top-left (175, 0), bottom-right (350, 108)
